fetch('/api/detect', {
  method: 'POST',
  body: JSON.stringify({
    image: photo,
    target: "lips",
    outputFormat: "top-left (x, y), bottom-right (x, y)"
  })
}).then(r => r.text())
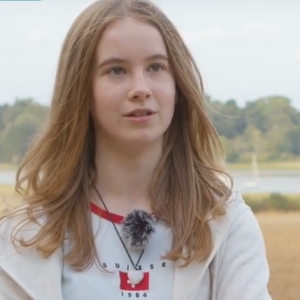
top-left (125, 108), bottom-right (155, 117)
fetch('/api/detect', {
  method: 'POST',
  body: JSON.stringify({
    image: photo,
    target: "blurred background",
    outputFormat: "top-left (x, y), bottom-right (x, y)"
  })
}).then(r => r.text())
top-left (0, 1), bottom-right (299, 299)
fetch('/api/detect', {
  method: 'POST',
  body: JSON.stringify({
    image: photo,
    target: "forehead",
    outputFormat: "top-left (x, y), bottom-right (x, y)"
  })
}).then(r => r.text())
top-left (95, 17), bottom-right (168, 62)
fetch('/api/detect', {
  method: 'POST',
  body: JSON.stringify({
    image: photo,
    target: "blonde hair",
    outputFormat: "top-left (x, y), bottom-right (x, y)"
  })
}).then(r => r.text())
top-left (1, 0), bottom-right (232, 269)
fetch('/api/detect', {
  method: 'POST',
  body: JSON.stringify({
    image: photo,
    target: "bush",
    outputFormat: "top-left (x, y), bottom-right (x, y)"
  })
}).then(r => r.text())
top-left (244, 193), bottom-right (300, 213)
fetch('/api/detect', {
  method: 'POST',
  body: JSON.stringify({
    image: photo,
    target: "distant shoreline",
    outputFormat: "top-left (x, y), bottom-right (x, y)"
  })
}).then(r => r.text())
top-left (2, 161), bottom-right (300, 172)
top-left (227, 161), bottom-right (300, 171)
top-left (1, 184), bottom-right (299, 215)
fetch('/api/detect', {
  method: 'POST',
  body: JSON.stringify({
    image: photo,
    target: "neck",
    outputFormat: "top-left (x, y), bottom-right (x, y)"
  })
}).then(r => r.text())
top-left (93, 137), bottom-right (163, 214)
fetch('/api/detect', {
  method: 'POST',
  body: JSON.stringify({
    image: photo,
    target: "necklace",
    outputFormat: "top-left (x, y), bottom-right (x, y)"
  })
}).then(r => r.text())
top-left (94, 186), bottom-right (147, 288)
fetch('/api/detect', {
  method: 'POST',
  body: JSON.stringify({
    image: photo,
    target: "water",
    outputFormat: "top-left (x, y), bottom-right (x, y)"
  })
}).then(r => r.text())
top-left (1, 170), bottom-right (300, 194)
top-left (0, 171), bottom-right (16, 185)
top-left (230, 170), bottom-right (300, 194)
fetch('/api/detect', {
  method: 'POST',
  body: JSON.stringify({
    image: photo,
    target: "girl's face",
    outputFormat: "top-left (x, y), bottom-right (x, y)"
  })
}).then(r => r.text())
top-left (91, 17), bottom-right (176, 147)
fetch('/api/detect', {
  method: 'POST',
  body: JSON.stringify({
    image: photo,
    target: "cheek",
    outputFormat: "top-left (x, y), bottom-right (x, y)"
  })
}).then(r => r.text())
top-left (91, 90), bottom-right (115, 128)
top-left (155, 75), bottom-right (176, 102)
top-left (92, 80), bottom-right (121, 113)
top-left (92, 80), bottom-right (107, 106)
top-left (161, 84), bottom-right (176, 113)
top-left (159, 93), bottom-right (176, 130)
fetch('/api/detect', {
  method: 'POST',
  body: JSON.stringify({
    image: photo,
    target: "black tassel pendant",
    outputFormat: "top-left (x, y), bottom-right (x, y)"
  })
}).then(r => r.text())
top-left (122, 210), bottom-right (156, 250)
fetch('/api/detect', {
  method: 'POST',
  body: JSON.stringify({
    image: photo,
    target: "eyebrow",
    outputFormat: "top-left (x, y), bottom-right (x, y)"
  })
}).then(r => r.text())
top-left (96, 54), bottom-right (169, 69)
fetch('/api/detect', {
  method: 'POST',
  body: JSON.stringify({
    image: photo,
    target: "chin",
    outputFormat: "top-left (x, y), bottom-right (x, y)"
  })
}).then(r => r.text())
top-left (123, 133), bottom-right (163, 146)
top-left (129, 137), bottom-right (161, 145)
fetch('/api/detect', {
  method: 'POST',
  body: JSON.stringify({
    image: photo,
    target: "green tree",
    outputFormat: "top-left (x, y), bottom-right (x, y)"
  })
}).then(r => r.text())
top-left (0, 111), bottom-right (42, 163)
top-left (209, 99), bottom-right (246, 139)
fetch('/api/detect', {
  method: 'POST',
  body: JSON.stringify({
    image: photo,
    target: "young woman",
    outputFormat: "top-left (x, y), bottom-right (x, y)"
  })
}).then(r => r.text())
top-left (0, 0), bottom-right (272, 299)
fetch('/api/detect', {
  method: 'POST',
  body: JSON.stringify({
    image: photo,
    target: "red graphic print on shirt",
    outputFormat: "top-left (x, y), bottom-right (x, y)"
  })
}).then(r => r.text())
top-left (119, 271), bottom-right (150, 291)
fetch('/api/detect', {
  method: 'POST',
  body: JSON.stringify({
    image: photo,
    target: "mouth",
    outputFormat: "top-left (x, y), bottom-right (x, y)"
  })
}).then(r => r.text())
top-left (124, 109), bottom-right (156, 117)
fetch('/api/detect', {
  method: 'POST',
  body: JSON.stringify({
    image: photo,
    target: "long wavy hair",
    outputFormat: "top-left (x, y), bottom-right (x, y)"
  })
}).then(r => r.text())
top-left (1, 0), bottom-right (232, 270)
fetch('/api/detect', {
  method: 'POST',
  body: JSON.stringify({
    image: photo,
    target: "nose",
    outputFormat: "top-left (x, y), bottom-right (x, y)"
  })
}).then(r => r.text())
top-left (127, 72), bottom-right (152, 101)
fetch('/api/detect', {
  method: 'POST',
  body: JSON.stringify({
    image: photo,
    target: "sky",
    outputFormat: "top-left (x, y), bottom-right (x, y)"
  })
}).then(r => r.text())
top-left (0, 0), bottom-right (299, 109)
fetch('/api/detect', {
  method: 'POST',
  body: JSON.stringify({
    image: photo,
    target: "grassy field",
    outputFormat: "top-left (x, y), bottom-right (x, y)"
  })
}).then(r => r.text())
top-left (0, 185), bottom-right (21, 212)
top-left (0, 163), bottom-right (18, 171)
top-left (0, 185), bottom-right (299, 299)
top-left (256, 212), bottom-right (300, 300)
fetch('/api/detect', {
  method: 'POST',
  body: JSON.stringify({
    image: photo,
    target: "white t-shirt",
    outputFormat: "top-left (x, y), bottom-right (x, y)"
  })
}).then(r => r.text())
top-left (62, 203), bottom-right (175, 300)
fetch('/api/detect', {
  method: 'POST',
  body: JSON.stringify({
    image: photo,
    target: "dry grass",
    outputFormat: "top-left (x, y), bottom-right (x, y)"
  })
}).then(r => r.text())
top-left (0, 163), bottom-right (18, 171)
top-left (0, 185), bottom-right (21, 213)
top-left (1, 185), bottom-right (299, 299)
top-left (256, 212), bottom-right (300, 300)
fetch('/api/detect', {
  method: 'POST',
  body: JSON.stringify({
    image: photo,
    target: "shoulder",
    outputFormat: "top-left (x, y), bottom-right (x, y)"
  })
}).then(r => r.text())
top-left (225, 190), bottom-right (250, 218)
top-left (211, 190), bottom-right (266, 256)
top-left (0, 206), bottom-right (45, 242)
top-left (208, 192), bottom-right (272, 300)
top-left (225, 191), bottom-right (259, 230)
top-left (0, 210), bottom-right (64, 300)
top-left (0, 209), bottom-right (47, 266)
top-left (223, 191), bottom-right (261, 237)
top-left (209, 191), bottom-right (262, 245)
top-left (0, 207), bottom-right (63, 270)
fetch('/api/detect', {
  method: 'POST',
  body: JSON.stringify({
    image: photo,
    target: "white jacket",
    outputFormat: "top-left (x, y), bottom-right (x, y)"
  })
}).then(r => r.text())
top-left (0, 192), bottom-right (273, 300)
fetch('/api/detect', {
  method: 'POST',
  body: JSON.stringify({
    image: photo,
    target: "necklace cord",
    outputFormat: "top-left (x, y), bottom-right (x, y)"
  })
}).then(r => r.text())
top-left (93, 186), bottom-right (145, 270)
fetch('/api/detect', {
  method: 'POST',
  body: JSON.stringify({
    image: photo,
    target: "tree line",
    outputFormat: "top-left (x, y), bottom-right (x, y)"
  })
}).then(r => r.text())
top-left (0, 95), bottom-right (299, 164)
top-left (207, 95), bottom-right (300, 162)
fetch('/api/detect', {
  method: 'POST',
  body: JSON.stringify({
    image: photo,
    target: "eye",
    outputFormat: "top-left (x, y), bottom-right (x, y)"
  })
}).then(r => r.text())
top-left (108, 67), bottom-right (125, 75)
top-left (149, 64), bottom-right (164, 72)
